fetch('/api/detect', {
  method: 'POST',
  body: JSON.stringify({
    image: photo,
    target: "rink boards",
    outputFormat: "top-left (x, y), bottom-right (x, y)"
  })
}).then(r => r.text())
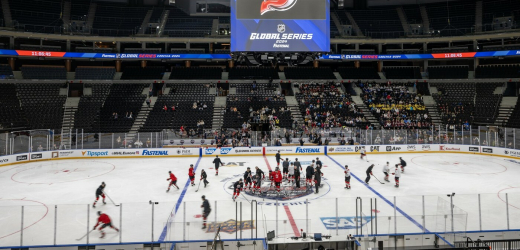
top-left (0, 144), bottom-right (516, 167)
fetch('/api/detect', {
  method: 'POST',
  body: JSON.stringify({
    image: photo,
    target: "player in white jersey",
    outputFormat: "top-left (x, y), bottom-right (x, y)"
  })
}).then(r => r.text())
top-left (383, 162), bottom-right (390, 182)
top-left (392, 164), bottom-right (401, 187)
top-left (360, 147), bottom-right (366, 160)
top-left (344, 165), bottom-right (351, 189)
top-left (288, 162), bottom-right (295, 184)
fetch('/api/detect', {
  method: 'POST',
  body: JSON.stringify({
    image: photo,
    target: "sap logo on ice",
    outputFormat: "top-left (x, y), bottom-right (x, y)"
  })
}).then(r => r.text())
top-left (82, 151), bottom-right (109, 157)
top-left (295, 147), bottom-right (320, 153)
top-left (220, 148), bottom-right (232, 154)
top-left (142, 150), bottom-right (168, 156)
top-left (205, 148), bottom-right (217, 155)
top-left (320, 217), bottom-right (372, 230)
top-left (422, 145), bottom-right (431, 151)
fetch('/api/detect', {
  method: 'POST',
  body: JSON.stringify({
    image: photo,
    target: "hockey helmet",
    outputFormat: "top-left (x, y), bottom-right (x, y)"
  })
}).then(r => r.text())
top-left (97, 211), bottom-right (102, 216)
top-left (201, 195), bottom-right (206, 199)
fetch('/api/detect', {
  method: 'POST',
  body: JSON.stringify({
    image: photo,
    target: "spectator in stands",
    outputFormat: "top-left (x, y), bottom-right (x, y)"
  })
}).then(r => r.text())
top-left (146, 138), bottom-right (151, 148)
top-left (146, 98), bottom-right (151, 107)
top-left (125, 112), bottom-right (129, 118)
top-left (134, 140), bottom-right (143, 148)
top-left (180, 125), bottom-right (186, 138)
top-left (37, 145), bottom-right (43, 151)
top-left (116, 136), bottom-right (121, 147)
top-left (149, 87), bottom-right (153, 97)
top-left (163, 105), bottom-right (168, 112)
top-left (171, 104), bottom-right (175, 111)
top-left (129, 112), bottom-right (133, 119)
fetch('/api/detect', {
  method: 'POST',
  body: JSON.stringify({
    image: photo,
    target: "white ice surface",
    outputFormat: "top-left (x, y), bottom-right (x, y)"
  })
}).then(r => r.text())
top-left (0, 153), bottom-right (519, 246)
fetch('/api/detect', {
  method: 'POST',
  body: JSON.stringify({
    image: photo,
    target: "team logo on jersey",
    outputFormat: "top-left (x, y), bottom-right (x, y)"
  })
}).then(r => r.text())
top-left (205, 219), bottom-right (255, 234)
top-left (260, 0), bottom-right (298, 15)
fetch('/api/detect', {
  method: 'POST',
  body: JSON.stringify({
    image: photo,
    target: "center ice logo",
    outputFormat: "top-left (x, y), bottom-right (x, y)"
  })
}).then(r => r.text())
top-left (320, 216), bottom-right (373, 230)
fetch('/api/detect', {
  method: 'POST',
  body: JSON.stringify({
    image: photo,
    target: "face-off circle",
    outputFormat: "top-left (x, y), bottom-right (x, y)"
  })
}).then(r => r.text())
top-left (11, 161), bottom-right (116, 184)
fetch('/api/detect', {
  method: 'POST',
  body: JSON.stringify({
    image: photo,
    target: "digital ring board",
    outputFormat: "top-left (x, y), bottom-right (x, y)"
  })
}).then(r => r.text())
top-left (231, 0), bottom-right (330, 52)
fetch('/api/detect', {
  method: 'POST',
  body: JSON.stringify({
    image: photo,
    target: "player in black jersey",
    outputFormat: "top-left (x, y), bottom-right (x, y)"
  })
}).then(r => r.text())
top-left (200, 169), bottom-right (209, 188)
top-left (399, 157), bottom-right (407, 173)
top-left (282, 158), bottom-right (290, 180)
top-left (232, 179), bottom-right (244, 201)
top-left (253, 166), bottom-right (265, 193)
top-left (275, 151), bottom-right (281, 166)
top-left (93, 182), bottom-right (106, 208)
top-left (244, 167), bottom-right (253, 190)
top-left (213, 155), bottom-right (223, 176)
top-left (201, 195), bottom-right (211, 229)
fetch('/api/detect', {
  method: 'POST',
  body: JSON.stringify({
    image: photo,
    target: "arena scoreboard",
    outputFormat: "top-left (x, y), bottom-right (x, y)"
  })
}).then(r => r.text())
top-left (231, 0), bottom-right (330, 52)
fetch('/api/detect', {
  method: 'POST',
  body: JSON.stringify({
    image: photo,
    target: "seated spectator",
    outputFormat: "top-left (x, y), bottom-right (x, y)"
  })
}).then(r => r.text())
top-left (163, 105), bottom-right (168, 112)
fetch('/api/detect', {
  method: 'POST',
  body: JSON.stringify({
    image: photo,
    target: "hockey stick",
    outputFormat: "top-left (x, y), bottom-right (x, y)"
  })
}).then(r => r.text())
top-left (372, 174), bottom-right (385, 184)
top-left (75, 229), bottom-right (94, 241)
top-left (104, 192), bottom-right (120, 206)
top-left (195, 180), bottom-right (202, 192)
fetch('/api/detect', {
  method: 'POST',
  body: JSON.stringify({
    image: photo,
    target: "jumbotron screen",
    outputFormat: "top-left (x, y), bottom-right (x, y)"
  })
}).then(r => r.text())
top-left (231, 0), bottom-right (330, 52)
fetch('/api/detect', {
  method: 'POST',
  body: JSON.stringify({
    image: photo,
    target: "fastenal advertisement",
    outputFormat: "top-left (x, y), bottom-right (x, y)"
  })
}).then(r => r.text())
top-left (231, 0), bottom-right (330, 52)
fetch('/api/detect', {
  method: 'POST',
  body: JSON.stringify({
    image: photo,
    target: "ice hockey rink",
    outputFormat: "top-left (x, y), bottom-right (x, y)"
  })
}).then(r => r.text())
top-left (1, 152), bottom-right (520, 247)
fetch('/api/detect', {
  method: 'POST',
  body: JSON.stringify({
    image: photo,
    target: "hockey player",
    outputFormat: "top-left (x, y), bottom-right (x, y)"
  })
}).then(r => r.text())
top-left (213, 155), bottom-right (223, 176)
top-left (167, 171), bottom-right (179, 192)
top-left (306, 161), bottom-right (315, 186)
top-left (200, 169), bottom-right (209, 188)
top-left (253, 166), bottom-right (265, 193)
top-left (201, 195), bottom-right (211, 229)
top-left (294, 158), bottom-right (302, 171)
top-left (365, 164), bottom-right (374, 184)
top-left (288, 162), bottom-right (295, 184)
top-left (294, 164), bottom-right (301, 188)
top-left (282, 158), bottom-right (290, 180)
top-left (93, 182), bottom-right (106, 208)
top-left (243, 167), bottom-right (253, 190)
top-left (360, 147), bottom-right (367, 160)
top-left (268, 169), bottom-right (274, 187)
top-left (392, 165), bottom-right (401, 187)
top-left (383, 162), bottom-right (390, 182)
top-left (189, 164), bottom-right (195, 186)
top-left (273, 167), bottom-right (283, 193)
top-left (344, 165), bottom-right (351, 189)
top-left (275, 151), bottom-right (281, 166)
top-left (316, 157), bottom-right (322, 169)
top-left (93, 211), bottom-right (119, 238)
top-left (314, 166), bottom-right (323, 194)
top-left (398, 157), bottom-right (407, 173)
top-left (232, 179), bottom-right (244, 201)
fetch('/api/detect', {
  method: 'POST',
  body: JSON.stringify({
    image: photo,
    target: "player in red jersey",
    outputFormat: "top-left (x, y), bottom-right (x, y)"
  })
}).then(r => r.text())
top-left (189, 164), bottom-right (195, 186)
top-left (93, 211), bottom-right (119, 238)
top-left (273, 167), bottom-right (283, 193)
top-left (268, 169), bottom-right (274, 187)
top-left (167, 171), bottom-right (179, 192)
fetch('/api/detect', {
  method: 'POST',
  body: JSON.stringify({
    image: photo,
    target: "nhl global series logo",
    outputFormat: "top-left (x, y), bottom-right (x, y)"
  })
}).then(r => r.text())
top-left (277, 24), bottom-right (285, 33)
top-left (261, 0), bottom-right (298, 15)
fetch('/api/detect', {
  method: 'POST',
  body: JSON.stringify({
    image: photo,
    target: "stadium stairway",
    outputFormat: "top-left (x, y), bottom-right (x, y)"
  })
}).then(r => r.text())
top-left (397, 7), bottom-right (411, 34)
top-left (424, 96), bottom-right (443, 126)
top-left (125, 86), bottom-right (155, 141)
top-left (138, 10), bottom-right (153, 35)
top-left (352, 96), bottom-right (378, 125)
top-left (346, 12), bottom-right (363, 36)
top-left (211, 97), bottom-right (226, 130)
top-left (86, 2), bottom-right (97, 28)
top-left (494, 97), bottom-right (518, 126)
top-left (62, 1), bottom-right (71, 28)
top-left (420, 6), bottom-right (431, 33)
top-left (285, 96), bottom-right (303, 126)
top-left (0, 0), bottom-right (13, 27)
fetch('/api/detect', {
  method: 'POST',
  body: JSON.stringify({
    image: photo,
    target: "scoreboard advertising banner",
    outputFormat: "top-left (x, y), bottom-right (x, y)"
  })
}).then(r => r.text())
top-left (231, 0), bottom-right (330, 52)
